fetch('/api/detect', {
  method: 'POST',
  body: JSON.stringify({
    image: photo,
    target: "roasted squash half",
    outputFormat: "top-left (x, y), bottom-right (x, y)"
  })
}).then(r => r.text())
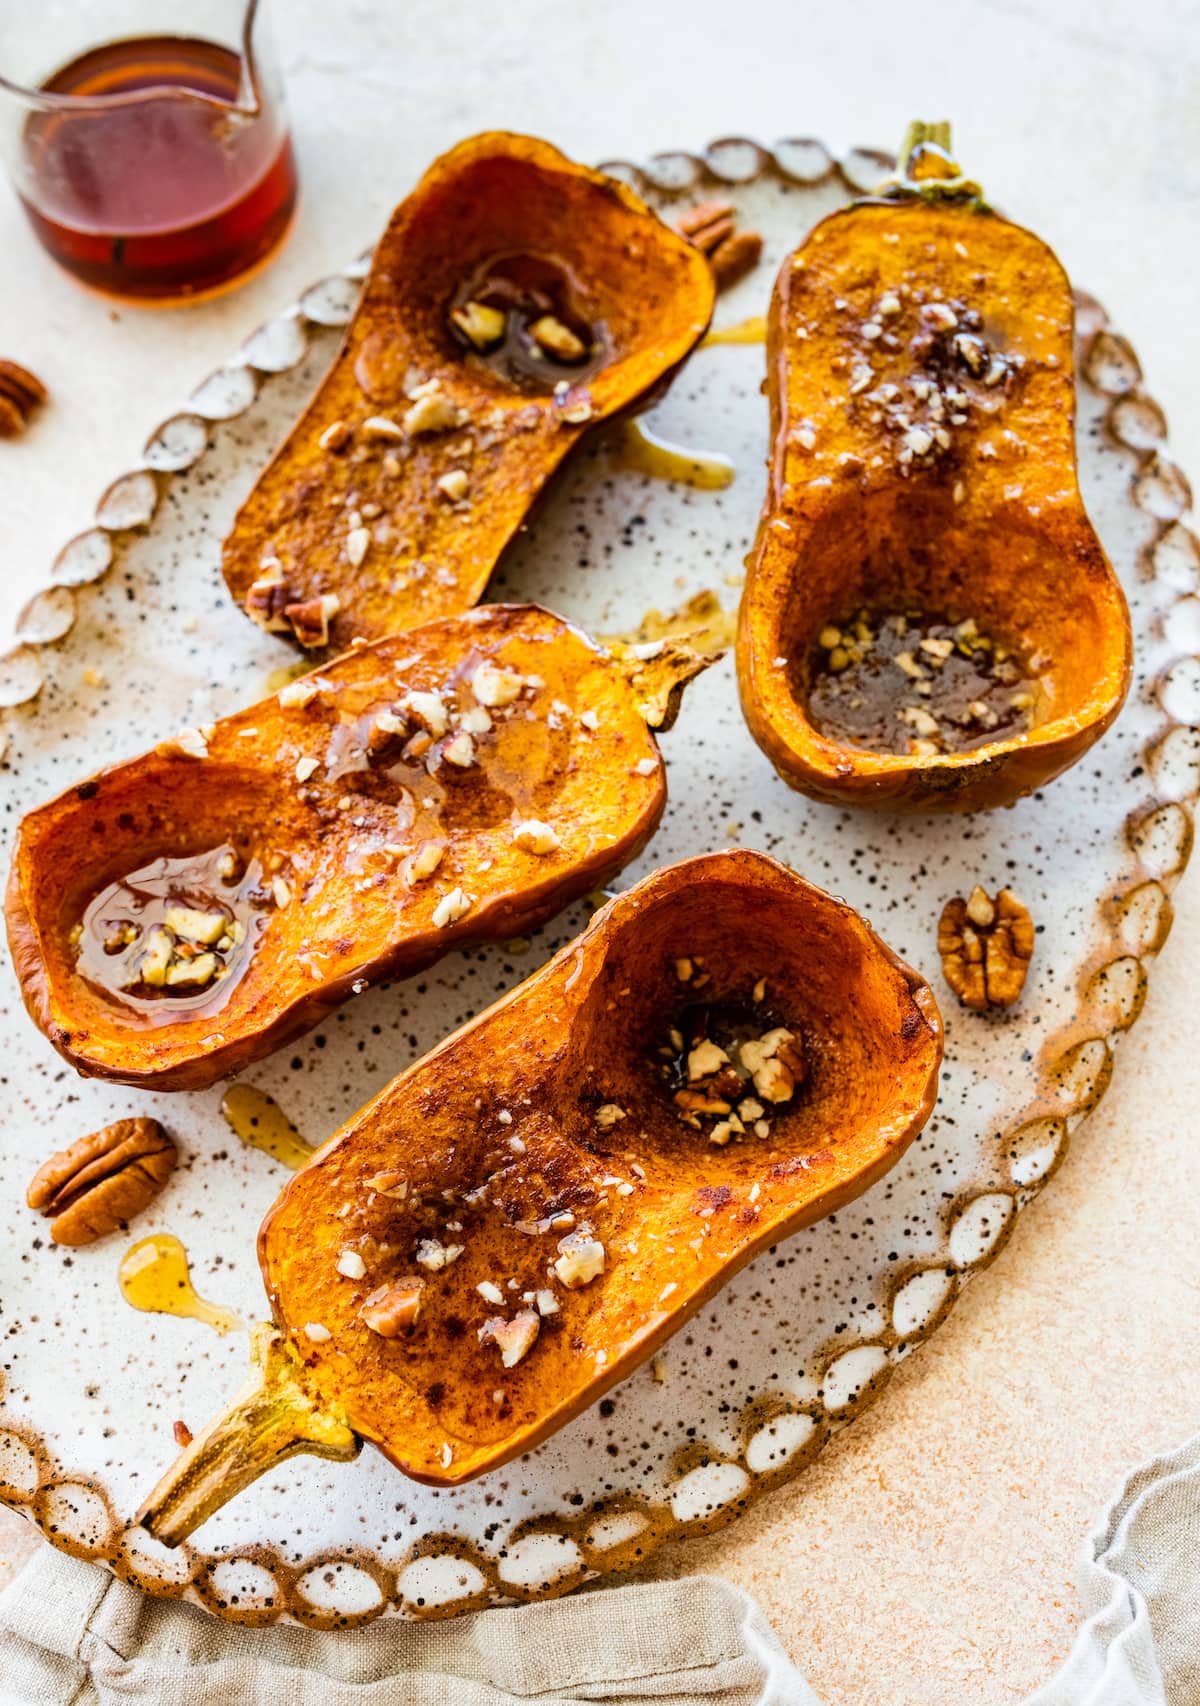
top-left (737, 123), bottom-right (1133, 812)
top-left (137, 848), bottom-right (942, 1540)
top-left (223, 131), bottom-right (715, 653)
top-left (7, 605), bottom-right (714, 1092)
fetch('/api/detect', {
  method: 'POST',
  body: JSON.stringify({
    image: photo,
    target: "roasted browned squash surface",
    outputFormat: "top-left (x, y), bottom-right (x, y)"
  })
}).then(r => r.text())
top-left (737, 137), bottom-right (1132, 812)
top-left (7, 605), bottom-right (685, 1091)
top-left (257, 849), bottom-right (941, 1487)
top-left (223, 131), bottom-right (715, 653)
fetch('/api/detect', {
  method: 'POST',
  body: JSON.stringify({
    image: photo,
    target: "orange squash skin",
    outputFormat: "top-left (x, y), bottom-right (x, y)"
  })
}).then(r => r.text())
top-left (259, 849), bottom-right (942, 1487)
top-left (223, 132), bottom-right (715, 653)
top-left (737, 197), bottom-right (1133, 812)
top-left (6, 606), bottom-right (670, 1092)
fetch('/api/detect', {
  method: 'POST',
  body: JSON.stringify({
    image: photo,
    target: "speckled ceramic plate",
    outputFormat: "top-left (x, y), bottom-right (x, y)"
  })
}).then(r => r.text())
top-left (1, 135), bottom-right (1197, 1627)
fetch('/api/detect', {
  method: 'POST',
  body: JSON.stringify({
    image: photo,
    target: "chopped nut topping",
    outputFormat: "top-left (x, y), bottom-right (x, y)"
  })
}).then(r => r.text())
top-left (437, 468), bottom-right (470, 502)
top-left (471, 660), bottom-right (524, 707)
top-left (403, 386), bottom-right (466, 436)
top-left (318, 419), bottom-right (350, 452)
top-left (295, 755), bottom-right (320, 782)
top-left (595, 1103), bottom-right (627, 1129)
top-left (479, 1309), bottom-right (540, 1368)
top-left (346, 526), bottom-right (370, 567)
top-left (450, 300), bottom-right (506, 350)
top-left (432, 887), bottom-right (473, 929)
top-left (336, 1249), bottom-right (366, 1280)
top-left (939, 886), bottom-right (1035, 1012)
top-left (553, 1230), bottom-right (605, 1289)
top-left (810, 609), bottom-right (1039, 758)
top-left (511, 818), bottom-right (560, 855)
top-left (285, 593), bottom-right (340, 649)
top-left (579, 709), bottom-right (600, 731)
top-left (403, 690), bottom-right (450, 736)
top-left (362, 414), bottom-right (406, 439)
top-left (174, 727), bottom-right (210, 760)
top-left (535, 1288), bottom-right (559, 1316)
top-left (303, 1322), bottom-right (332, 1343)
top-left (271, 875), bottom-right (292, 909)
top-left (455, 704), bottom-right (492, 736)
top-left (415, 1238), bottom-right (464, 1271)
top-left (687, 1039), bottom-right (730, 1081)
top-left (360, 1279), bottom-right (423, 1336)
top-left (476, 1280), bottom-right (505, 1305)
top-left (442, 730), bottom-right (476, 767)
top-left (528, 314), bottom-right (587, 362)
top-left (278, 678), bottom-right (320, 709)
top-left (407, 840), bottom-right (444, 882)
top-left (634, 757), bottom-right (658, 776)
top-left (163, 906), bottom-right (226, 945)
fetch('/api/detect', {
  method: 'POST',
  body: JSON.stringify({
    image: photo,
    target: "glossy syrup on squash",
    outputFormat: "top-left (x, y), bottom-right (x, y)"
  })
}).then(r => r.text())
top-left (806, 609), bottom-right (1042, 758)
top-left (449, 251), bottom-right (610, 390)
top-left (73, 845), bottom-right (268, 1021)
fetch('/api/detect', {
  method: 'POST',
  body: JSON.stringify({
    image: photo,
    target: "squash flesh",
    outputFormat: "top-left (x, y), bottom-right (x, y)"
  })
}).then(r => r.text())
top-left (259, 849), bottom-right (942, 1485)
top-left (6, 605), bottom-right (669, 1090)
top-left (738, 198), bottom-right (1132, 811)
top-left (223, 132), bottom-right (715, 652)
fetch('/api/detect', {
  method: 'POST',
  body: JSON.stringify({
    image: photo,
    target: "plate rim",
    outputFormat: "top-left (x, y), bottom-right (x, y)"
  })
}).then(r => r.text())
top-left (0, 131), bottom-right (1195, 1626)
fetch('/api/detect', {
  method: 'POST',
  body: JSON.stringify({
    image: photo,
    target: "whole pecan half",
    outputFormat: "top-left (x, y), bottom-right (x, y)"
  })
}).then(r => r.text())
top-left (938, 886), bottom-right (1035, 1012)
top-left (674, 200), bottom-right (763, 292)
top-left (26, 1117), bottom-right (177, 1246)
top-left (0, 359), bottom-right (48, 437)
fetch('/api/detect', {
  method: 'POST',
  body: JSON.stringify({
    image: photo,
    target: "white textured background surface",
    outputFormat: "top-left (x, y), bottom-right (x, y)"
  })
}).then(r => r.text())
top-left (1, 2), bottom-right (1199, 1701)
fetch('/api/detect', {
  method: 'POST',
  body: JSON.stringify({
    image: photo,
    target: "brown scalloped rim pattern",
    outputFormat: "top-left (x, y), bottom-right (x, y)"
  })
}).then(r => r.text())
top-left (0, 135), bottom-right (1196, 1625)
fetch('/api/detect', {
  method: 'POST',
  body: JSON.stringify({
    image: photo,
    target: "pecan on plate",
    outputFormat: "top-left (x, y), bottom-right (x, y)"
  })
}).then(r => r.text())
top-left (0, 358), bottom-right (48, 438)
top-left (26, 1117), bottom-right (177, 1246)
top-left (674, 199), bottom-right (763, 293)
top-left (938, 885), bottom-right (1035, 1012)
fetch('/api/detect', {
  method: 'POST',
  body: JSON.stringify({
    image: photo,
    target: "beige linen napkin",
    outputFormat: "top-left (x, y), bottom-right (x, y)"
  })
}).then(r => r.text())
top-left (0, 1547), bottom-right (817, 1706)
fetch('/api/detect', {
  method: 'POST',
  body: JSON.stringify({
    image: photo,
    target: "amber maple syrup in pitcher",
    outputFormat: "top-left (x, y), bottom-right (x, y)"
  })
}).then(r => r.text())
top-left (15, 28), bottom-right (296, 300)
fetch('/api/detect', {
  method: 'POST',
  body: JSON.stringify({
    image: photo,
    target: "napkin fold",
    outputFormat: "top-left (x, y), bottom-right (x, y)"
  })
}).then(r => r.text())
top-left (4, 1430), bottom-right (1200, 1705)
top-left (0, 1549), bottom-right (818, 1706)
top-left (1027, 1431), bottom-right (1200, 1706)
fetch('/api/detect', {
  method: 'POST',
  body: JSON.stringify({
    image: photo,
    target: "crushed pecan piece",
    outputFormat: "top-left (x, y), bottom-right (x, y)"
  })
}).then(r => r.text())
top-left (285, 593), bottom-right (339, 649)
top-left (26, 1117), bottom-right (176, 1246)
top-left (360, 1279), bottom-right (423, 1336)
top-left (244, 563), bottom-right (295, 633)
top-left (674, 200), bottom-right (763, 293)
top-left (938, 885), bottom-right (1035, 1011)
top-left (710, 229), bottom-right (764, 292)
top-left (0, 358), bottom-right (48, 437)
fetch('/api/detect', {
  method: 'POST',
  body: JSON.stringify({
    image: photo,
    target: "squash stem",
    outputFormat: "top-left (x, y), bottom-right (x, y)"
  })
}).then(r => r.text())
top-left (878, 120), bottom-right (984, 207)
top-left (896, 120), bottom-right (954, 180)
top-left (136, 1323), bottom-right (360, 1547)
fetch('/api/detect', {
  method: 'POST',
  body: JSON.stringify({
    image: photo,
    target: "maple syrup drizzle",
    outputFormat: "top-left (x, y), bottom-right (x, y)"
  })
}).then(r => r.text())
top-left (702, 314), bottom-right (768, 348)
top-left (220, 1084), bottom-right (316, 1171)
top-left (602, 589), bottom-right (737, 655)
top-left (265, 659), bottom-right (312, 694)
top-left (118, 1234), bottom-right (242, 1333)
top-left (74, 844), bottom-right (271, 1020)
top-left (613, 419), bottom-right (735, 490)
top-left (449, 251), bottom-right (608, 391)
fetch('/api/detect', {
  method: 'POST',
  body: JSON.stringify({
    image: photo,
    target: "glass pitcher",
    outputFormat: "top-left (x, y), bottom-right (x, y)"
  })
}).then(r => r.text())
top-left (0, 0), bottom-right (297, 302)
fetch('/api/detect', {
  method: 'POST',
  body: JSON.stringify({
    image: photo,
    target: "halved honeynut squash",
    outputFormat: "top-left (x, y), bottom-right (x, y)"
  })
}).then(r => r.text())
top-left (5, 604), bottom-right (717, 1092)
top-left (737, 121), bottom-right (1133, 813)
top-left (135, 848), bottom-right (942, 1541)
top-left (223, 131), bottom-right (716, 654)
